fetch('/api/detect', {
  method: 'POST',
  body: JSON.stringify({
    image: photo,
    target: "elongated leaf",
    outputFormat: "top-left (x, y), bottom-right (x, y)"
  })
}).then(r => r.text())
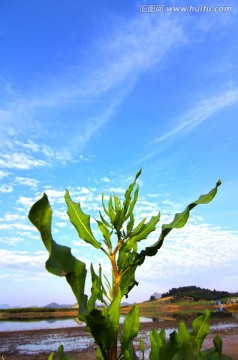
top-left (108, 288), bottom-right (122, 332)
top-left (213, 335), bottom-right (222, 355)
top-left (28, 193), bottom-right (53, 252)
top-left (122, 170), bottom-right (141, 225)
top-left (65, 190), bottom-right (101, 249)
top-left (119, 266), bottom-right (138, 297)
top-left (86, 292), bottom-right (121, 355)
top-left (58, 345), bottom-right (72, 360)
top-left (85, 309), bottom-right (112, 357)
top-left (113, 193), bottom-right (121, 212)
top-left (192, 309), bottom-right (210, 350)
top-left (125, 186), bottom-right (139, 221)
top-left (99, 211), bottom-right (113, 229)
top-left (126, 213), bottom-right (134, 235)
top-left (123, 169), bottom-right (141, 209)
top-left (96, 220), bottom-right (112, 247)
top-left (123, 345), bottom-right (139, 360)
top-left (121, 305), bottom-right (140, 353)
top-left (102, 193), bottom-right (110, 217)
top-left (96, 347), bottom-right (104, 360)
top-left (28, 194), bottom-right (88, 319)
top-left (129, 218), bottom-right (147, 238)
top-left (133, 180), bottom-right (221, 266)
top-left (140, 337), bottom-right (145, 360)
top-left (149, 329), bottom-right (165, 360)
top-left (125, 214), bottom-right (161, 251)
top-left (88, 264), bottom-right (107, 311)
top-left (108, 195), bottom-right (116, 224)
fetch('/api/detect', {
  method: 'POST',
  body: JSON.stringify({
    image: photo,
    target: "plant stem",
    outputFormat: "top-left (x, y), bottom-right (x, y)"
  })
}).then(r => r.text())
top-left (107, 335), bottom-right (118, 360)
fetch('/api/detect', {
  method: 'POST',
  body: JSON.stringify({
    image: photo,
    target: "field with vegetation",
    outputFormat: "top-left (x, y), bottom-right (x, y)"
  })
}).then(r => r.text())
top-left (0, 307), bottom-right (78, 320)
top-left (121, 297), bottom-right (215, 320)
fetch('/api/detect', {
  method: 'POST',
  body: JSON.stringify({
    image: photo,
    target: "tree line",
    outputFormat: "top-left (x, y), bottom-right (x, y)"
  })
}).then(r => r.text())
top-left (161, 286), bottom-right (238, 301)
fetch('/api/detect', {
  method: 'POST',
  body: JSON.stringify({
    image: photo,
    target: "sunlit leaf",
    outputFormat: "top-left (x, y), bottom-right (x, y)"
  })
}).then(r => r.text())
top-left (121, 305), bottom-right (140, 353)
top-left (134, 180), bottom-right (222, 266)
top-left (65, 190), bottom-right (101, 249)
top-left (28, 194), bottom-right (88, 319)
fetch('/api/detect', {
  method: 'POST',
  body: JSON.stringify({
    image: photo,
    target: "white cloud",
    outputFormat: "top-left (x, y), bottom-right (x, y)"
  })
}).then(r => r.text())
top-left (109, 187), bottom-right (125, 194)
top-left (0, 170), bottom-right (10, 179)
top-left (44, 189), bottom-right (65, 204)
top-left (56, 222), bottom-right (67, 228)
top-left (0, 236), bottom-right (25, 246)
top-left (155, 88), bottom-right (238, 144)
top-left (0, 223), bottom-right (34, 231)
top-left (0, 152), bottom-right (49, 169)
top-left (136, 220), bottom-right (238, 282)
top-left (100, 177), bottom-right (110, 183)
top-left (0, 213), bottom-right (24, 222)
top-left (0, 14), bottom-right (186, 161)
top-left (15, 176), bottom-right (39, 188)
top-left (14, 139), bottom-right (41, 153)
top-left (17, 196), bottom-right (35, 208)
top-left (0, 184), bottom-right (13, 193)
top-left (0, 249), bottom-right (47, 269)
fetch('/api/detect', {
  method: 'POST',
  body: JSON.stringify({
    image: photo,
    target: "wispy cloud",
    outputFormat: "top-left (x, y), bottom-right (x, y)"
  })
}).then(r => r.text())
top-left (155, 88), bottom-right (238, 144)
top-left (0, 152), bottom-right (49, 170)
top-left (0, 14), bottom-right (186, 162)
top-left (0, 184), bottom-right (13, 193)
top-left (136, 220), bottom-right (238, 281)
top-left (15, 176), bottom-right (39, 188)
top-left (0, 170), bottom-right (10, 179)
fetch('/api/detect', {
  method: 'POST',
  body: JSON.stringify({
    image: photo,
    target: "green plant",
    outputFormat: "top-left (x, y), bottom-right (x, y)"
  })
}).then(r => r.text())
top-left (29, 169), bottom-right (230, 359)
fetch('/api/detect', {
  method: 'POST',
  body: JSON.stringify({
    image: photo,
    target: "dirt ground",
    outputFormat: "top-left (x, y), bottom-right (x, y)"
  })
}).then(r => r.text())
top-left (1, 320), bottom-right (238, 359)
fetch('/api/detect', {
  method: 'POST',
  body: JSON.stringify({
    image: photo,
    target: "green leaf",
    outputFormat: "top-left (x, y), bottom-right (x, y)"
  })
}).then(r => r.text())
top-left (125, 186), bottom-right (139, 221)
top-left (123, 345), bottom-right (140, 360)
top-left (126, 213), bottom-right (134, 236)
top-left (140, 337), bottom-right (145, 360)
top-left (125, 214), bottom-right (161, 250)
top-left (88, 264), bottom-right (107, 311)
top-left (58, 345), bottom-right (72, 360)
top-left (108, 195), bottom-right (116, 224)
top-left (119, 266), bottom-right (138, 297)
top-left (129, 218), bottom-right (147, 237)
top-left (213, 335), bottom-right (222, 355)
top-left (121, 305), bottom-right (140, 353)
top-left (96, 220), bottom-right (112, 248)
top-left (108, 288), bottom-right (122, 332)
top-left (102, 193), bottom-right (111, 217)
top-left (28, 193), bottom-right (53, 252)
top-left (134, 180), bottom-right (221, 266)
top-left (47, 345), bottom-right (72, 360)
top-left (96, 347), bottom-right (105, 360)
top-left (99, 211), bottom-right (113, 229)
top-left (85, 309), bottom-right (115, 356)
top-left (192, 310), bottom-right (210, 351)
top-left (149, 329), bottom-right (165, 360)
top-left (65, 190), bottom-right (101, 249)
top-left (28, 194), bottom-right (88, 320)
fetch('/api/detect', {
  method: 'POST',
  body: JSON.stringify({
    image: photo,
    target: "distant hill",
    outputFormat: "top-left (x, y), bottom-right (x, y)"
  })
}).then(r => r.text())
top-left (44, 302), bottom-right (72, 309)
top-left (161, 286), bottom-right (238, 301)
top-left (0, 304), bottom-right (22, 309)
top-left (121, 302), bottom-right (130, 307)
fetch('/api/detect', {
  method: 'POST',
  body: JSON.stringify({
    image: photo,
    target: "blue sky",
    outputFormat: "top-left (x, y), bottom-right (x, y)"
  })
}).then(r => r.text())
top-left (0, 0), bottom-right (238, 307)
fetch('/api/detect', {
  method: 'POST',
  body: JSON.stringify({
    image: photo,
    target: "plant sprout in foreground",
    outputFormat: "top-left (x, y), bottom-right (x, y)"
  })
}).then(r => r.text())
top-left (29, 169), bottom-right (231, 360)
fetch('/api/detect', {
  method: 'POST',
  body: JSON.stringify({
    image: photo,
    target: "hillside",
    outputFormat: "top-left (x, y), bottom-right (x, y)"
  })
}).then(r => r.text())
top-left (161, 286), bottom-right (238, 301)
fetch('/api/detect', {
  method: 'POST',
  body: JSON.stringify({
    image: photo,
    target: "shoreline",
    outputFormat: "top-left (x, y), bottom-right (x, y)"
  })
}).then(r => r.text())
top-left (1, 319), bottom-right (238, 360)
